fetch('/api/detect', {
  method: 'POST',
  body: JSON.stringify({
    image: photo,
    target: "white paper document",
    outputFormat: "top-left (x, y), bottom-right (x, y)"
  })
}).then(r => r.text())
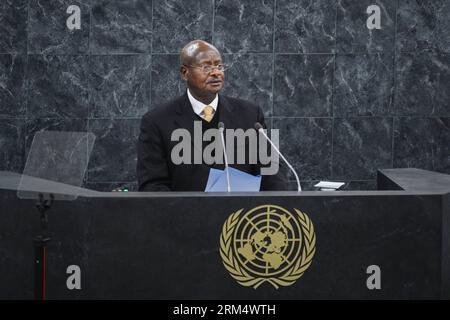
top-left (314, 181), bottom-right (345, 190)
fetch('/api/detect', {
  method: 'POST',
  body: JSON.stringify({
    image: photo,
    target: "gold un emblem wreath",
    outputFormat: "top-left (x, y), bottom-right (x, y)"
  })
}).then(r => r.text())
top-left (219, 204), bottom-right (316, 289)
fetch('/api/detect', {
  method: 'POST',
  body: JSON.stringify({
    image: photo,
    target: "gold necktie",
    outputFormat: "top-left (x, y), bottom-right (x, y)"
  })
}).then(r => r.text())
top-left (202, 105), bottom-right (214, 122)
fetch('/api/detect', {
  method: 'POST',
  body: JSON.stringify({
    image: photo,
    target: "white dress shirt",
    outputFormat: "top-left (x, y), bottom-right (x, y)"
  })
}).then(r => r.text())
top-left (187, 89), bottom-right (218, 120)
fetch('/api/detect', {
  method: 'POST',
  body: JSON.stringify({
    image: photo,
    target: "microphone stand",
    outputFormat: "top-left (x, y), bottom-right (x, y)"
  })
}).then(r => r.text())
top-left (218, 122), bottom-right (231, 192)
top-left (256, 123), bottom-right (302, 192)
top-left (34, 193), bottom-right (54, 300)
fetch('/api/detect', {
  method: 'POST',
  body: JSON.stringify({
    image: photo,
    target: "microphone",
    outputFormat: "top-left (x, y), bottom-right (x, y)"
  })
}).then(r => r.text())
top-left (218, 122), bottom-right (231, 192)
top-left (255, 122), bottom-right (302, 192)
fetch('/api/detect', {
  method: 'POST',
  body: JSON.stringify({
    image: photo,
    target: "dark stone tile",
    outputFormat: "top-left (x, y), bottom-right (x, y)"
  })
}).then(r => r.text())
top-left (336, 0), bottom-right (395, 53)
top-left (333, 117), bottom-right (393, 180)
top-left (0, 0), bottom-right (27, 53)
top-left (0, 54), bottom-right (27, 118)
top-left (334, 53), bottom-right (394, 117)
top-left (214, 0), bottom-right (274, 53)
top-left (395, 52), bottom-right (450, 116)
top-left (24, 118), bottom-right (88, 154)
top-left (89, 55), bottom-right (151, 119)
top-left (153, 0), bottom-right (213, 53)
top-left (275, 0), bottom-right (336, 53)
top-left (28, 0), bottom-right (90, 54)
top-left (222, 54), bottom-right (272, 116)
top-left (91, 0), bottom-right (152, 54)
top-left (436, 1), bottom-right (450, 53)
top-left (151, 54), bottom-right (185, 107)
top-left (273, 117), bottom-right (332, 181)
top-left (274, 54), bottom-right (334, 117)
top-left (394, 117), bottom-right (450, 174)
top-left (88, 119), bottom-right (140, 182)
top-left (27, 55), bottom-right (89, 119)
top-left (397, 0), bottom-right (450, 53)
top-left (0, 119), bottom-right (24, 172)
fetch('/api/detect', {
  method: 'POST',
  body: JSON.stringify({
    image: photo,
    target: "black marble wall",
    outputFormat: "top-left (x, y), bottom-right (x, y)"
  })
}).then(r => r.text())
top-left (0, 0), bottom-right (449, 191)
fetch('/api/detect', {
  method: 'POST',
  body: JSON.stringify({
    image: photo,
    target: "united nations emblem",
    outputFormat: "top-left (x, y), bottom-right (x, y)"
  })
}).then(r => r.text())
top-left (219, 205), bottom-right (316, 289)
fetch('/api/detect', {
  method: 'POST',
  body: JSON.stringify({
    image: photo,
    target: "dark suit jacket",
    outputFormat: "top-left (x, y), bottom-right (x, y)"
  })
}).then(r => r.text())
top-left (137, 93), bottom-right (288, 191)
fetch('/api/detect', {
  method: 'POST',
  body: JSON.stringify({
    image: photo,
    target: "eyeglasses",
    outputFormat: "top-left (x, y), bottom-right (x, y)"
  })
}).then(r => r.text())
top-left (183, 64), bottom-right (226, 73)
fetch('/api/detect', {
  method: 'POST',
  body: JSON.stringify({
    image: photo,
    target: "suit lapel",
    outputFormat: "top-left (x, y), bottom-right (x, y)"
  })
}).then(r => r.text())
top-left (218, 95), bottom-right (235, 129)
top-left (174, 93), bottom-right (196, 130)
top-left (173, 93), bottom-right (203, 154)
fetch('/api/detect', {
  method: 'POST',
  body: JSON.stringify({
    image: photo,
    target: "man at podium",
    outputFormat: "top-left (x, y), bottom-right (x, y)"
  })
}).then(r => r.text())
top-left (137, 40), bottom-right (287, 192)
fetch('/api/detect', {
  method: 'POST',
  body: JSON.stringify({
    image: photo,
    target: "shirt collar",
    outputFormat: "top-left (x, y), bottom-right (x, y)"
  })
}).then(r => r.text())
top-left (187, 89), bottom-right (218, 116)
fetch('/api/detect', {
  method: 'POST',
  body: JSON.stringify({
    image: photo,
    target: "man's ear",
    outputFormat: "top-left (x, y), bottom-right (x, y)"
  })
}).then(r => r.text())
top-left (180, 66), bottom-right (188, 81)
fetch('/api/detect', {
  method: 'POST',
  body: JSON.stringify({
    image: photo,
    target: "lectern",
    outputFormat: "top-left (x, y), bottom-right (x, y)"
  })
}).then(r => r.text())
top-left (1, 168), bottom-right (449, 299)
